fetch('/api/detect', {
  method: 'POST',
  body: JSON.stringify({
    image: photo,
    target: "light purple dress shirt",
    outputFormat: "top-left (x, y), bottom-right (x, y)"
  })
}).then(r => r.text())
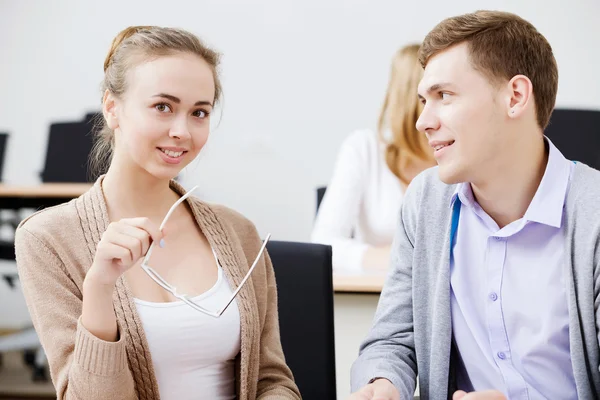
top-left (450, 138), bottom-right (577, 399)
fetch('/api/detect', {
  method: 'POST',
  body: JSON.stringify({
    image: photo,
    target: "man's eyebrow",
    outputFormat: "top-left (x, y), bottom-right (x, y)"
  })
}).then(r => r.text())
top-left (417, 83), bottom-right (453, 100)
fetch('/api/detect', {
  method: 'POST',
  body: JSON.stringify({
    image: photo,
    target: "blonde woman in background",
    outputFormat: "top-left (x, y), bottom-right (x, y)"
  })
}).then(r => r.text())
top-left (311, 44), bottom-right (435, 271)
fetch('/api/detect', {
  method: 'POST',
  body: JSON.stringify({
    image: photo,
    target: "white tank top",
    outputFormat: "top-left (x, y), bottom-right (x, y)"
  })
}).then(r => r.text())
top-left (134, 263), bottom-right (241, 400)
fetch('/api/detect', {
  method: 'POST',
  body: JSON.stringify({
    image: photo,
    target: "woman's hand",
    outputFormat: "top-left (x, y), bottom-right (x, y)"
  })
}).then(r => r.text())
top-left (86, 217), bottom-right (163, 288)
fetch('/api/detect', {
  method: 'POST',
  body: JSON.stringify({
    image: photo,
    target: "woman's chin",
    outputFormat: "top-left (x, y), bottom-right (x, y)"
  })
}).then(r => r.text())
top-left (144, 165), bottom-right (184, 182)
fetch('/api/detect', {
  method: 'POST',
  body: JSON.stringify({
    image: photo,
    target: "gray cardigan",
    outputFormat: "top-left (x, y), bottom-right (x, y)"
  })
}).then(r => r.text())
top-left (351, 163), bottom-right (600, 400)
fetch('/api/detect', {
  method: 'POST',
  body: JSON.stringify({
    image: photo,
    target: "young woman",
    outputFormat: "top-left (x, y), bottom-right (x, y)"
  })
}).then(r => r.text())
top-left (311, 44), bottom-right (435, 271)
top-left (14, 26), bottom-right (300, 400)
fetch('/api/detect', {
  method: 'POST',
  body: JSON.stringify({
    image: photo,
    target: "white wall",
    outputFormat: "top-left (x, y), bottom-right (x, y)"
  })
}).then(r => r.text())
top-left (1, 0), bottom-right (599, 243)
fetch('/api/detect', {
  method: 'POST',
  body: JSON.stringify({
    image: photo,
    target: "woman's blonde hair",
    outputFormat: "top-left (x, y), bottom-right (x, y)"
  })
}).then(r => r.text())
top-left (90, 25), bottom-right (222, 179)
top-left (377, 43), bottom-right (432, 186)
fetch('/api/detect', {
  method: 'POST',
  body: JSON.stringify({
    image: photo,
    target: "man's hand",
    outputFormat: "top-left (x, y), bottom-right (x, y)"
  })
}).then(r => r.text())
top-left (453, 390), bottom-right (507, 400)
top-left (348, 379), bottom-right (400, 400)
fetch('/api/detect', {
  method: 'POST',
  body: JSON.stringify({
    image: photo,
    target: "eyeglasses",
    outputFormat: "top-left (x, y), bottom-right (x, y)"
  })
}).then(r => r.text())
top-left (140, 185), bottom-right (271, 317)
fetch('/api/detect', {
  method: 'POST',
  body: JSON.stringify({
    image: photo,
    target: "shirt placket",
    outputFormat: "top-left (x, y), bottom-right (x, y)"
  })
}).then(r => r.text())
top-left (485, 235), bottom-right (529, 400)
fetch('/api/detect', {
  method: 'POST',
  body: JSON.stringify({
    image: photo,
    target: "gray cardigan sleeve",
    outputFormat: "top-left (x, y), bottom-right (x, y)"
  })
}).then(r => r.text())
top-left (350, 173), bottom-right (423, 399)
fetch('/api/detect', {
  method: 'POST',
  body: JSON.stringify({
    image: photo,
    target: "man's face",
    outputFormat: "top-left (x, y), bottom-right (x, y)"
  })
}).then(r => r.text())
top-left (416, 42), bottom-right (508, 185)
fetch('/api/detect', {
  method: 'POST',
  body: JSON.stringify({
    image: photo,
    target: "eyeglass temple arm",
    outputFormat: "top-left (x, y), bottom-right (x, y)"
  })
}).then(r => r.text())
top-left (141, 264), bottom-right (177, 293)
top-left (141, 185), bottom-right (199, 265)
top-left (217, 233), bottom-right (272, 314)
top-left (159, 186), bottom-right (198, 231)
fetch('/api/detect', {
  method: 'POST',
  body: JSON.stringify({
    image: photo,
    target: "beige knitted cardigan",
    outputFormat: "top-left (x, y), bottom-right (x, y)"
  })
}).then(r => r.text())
top-left (14, 177), bottom-right (301, 400)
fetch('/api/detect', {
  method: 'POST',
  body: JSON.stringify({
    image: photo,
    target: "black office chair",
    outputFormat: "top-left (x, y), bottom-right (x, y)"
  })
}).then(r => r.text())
top-left (316, 186), bottom-right (327, 214)
top-left (544, 108), bottom-right (600, 170)
top-left (0, 132), bottom-right (15, 259)
top-left (40, 112), bottom-right (100, 183)
top-left (266, 240), bottom-right (336, 400)
top-left (0, 132), bottom-right (7, 182)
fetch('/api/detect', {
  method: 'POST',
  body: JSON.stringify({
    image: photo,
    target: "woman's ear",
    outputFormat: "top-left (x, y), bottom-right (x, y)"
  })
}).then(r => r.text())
top-left (102, 89), bottom-right (119, 130)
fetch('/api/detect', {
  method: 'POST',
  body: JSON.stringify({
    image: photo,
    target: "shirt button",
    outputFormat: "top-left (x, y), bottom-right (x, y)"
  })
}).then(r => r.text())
top-left (489, 292), bottom-right (498, 301)
top-left (494, 237), bottom-right (504, 241)
top-left (497, 352), bottom-right (506, 360)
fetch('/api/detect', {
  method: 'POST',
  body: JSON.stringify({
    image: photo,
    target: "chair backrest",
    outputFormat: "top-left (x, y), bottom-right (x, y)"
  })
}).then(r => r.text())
top-left (0, 132), bottom-right (8, 182)
top-left (544, 108), bottom-right (600, 170)
top-left (40, 112), bottom-right (100, 182)
top-left (316, 186), bottom-right (327, 214)
top-left (0, 133), bottom-right (13, 262)
top-left (265, 240), bottom-right (336, 400)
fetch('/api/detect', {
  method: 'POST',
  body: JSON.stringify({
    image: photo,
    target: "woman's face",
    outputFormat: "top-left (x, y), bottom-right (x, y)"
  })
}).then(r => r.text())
top-left (106, 51), bottom-right (216, 181)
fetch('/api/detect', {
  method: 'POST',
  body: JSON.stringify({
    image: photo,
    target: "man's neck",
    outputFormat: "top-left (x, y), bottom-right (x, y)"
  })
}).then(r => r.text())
top-left (471, 135), bottom-right (548, 229)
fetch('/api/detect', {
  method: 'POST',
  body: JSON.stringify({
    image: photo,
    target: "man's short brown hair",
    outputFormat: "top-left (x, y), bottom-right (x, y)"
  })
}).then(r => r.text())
top-left (419, 10), bottom-right (558, 129)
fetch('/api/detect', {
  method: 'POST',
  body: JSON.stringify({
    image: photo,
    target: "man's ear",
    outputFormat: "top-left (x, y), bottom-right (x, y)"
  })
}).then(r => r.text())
top-left (505, 74), bottom-right (533, 119)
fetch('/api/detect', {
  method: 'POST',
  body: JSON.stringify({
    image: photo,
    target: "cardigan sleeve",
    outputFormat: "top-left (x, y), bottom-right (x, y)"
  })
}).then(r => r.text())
top-left (14, 226), bottom-right (137, 400)
top-left (255, 251), bottom-right (302, 399)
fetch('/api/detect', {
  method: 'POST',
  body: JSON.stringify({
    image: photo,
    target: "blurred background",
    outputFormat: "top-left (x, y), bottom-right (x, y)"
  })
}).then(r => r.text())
top-left (2, 0), bottom-right (599, 241)
top-left (1, 0), bottom-right (599, 399)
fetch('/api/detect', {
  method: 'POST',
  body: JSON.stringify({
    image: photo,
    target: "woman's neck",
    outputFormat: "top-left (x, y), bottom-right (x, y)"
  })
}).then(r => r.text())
top-left (101, 161), bottom-right (181, 223)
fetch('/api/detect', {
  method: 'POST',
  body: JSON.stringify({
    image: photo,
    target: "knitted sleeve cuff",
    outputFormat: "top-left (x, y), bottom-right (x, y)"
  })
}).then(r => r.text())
top-left (73, 317), bottom-right (128, 376)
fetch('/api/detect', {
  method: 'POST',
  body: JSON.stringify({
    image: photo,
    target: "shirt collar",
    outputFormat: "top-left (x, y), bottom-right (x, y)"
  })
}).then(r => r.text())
top-left (524, 136), bottom-right (572, 227)
top-left (449, 182), bottom-right (473, 210)
top-left (448, 136), bottom-right (572, 228)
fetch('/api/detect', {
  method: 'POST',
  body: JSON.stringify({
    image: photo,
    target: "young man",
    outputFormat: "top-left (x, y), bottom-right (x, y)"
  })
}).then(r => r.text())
top-left (349, 10), bottom-right (600, 400)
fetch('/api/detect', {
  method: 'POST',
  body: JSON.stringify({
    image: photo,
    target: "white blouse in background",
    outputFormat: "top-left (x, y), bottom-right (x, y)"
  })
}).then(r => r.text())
top-left (311, 129), bottom-right (404, 270)
top-left (134, 262), bottom-right (241, 400)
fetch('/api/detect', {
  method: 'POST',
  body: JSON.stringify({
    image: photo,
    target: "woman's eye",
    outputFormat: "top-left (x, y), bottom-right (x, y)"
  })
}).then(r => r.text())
top-left (193, 109), bottom-right (208, 118)
top-left (440, 92), bottom-right (450, 101)
top-left (155, 103), bottom-right (172, 113)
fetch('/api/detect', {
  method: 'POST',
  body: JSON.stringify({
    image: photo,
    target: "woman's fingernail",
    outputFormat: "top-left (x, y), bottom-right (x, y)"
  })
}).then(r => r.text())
top-left (159, 239), bottom-right (165, 248)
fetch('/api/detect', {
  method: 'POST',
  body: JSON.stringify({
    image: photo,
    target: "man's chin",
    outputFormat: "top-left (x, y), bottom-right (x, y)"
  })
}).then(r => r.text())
top-left (437, 165), bottom-right (463, 185)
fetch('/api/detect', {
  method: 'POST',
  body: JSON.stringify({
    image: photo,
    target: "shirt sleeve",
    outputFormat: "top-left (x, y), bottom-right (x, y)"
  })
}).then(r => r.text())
top-left (311, 131), bottom-right (370, 270)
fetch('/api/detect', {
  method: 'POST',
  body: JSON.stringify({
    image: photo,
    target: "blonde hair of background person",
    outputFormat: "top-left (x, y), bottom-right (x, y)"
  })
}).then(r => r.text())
top-left (13, 26), bottom-right (300, 400)
top-left (310, 44), bottom-right (435, 271)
